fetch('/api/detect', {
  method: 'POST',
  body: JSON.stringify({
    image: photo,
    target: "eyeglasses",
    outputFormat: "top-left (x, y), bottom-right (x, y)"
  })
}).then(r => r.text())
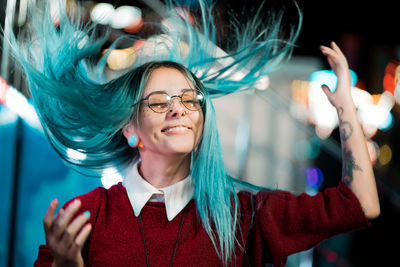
top-left (140, 89), bottom-right (205, 113)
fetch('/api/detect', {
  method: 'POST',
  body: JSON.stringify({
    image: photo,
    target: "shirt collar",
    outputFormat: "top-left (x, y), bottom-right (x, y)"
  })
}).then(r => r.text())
top-left (122, 160), bottom-right (194, 221)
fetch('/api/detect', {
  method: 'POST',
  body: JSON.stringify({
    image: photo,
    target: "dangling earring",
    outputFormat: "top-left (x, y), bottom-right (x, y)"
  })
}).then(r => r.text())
top-left (138, 140), bottom-right (144, 148)
top-left (128, 134), bottom-right (140, 148)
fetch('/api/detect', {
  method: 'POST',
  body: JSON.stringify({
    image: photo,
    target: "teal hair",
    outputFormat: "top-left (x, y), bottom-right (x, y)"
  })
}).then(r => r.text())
top-left (8, 0), bottom-right (301, 264)
top-left (122, 61), bottom-right (239, 263)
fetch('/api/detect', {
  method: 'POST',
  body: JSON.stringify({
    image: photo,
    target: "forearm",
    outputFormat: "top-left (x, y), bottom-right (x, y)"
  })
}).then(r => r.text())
top-left (337, 97), bottom-right (380, 219)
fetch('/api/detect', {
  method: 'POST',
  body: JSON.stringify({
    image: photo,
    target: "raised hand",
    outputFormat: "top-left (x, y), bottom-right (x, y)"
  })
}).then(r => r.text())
top-left (319, 41), bottom-right (352, 108)
top-left (319, 41), bottom-right (380, 220)
top-left (43, 199), bottom-right (92, 267)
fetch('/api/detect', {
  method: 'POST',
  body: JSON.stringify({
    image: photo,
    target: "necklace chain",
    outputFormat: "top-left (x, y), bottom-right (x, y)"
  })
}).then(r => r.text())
top-left (138, 207), bottom-right (187, 267)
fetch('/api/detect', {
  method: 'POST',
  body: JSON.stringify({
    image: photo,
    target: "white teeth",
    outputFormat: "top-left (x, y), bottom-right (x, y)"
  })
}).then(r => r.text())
top-left (163, 126), bottom-right (188, 132)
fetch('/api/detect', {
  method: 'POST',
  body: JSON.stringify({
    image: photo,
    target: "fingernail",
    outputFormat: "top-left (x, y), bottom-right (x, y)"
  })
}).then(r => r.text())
top-left (51, 199), bottom-right (58, 207)
top-left (84, 211), bottom-right (91, 218)
top-left (74, 199), bottom-right (81, 207)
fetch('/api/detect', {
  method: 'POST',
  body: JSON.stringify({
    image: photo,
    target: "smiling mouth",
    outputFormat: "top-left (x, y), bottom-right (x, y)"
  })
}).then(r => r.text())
top-left (161, 126), bottom-right (192, 133)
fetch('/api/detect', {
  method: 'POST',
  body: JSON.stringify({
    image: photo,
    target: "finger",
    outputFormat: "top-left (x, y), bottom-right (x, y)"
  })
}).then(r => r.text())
top-left (74, 223), bottom-right (92, 247)
top-left (327, 57), bottom-right (336, 69)
top-left (53, 199), bottom-right (82, 239)
top-left (330, 41), bottom-right (346, 59)
top-left (43, 199), bottom-right (58, 234)
top-left (65, 211), bottom-right (91, 242)
top-left (59, 211), bottom-right (91, 250)
top-left (320, 45), bottom-right (339, 61)
top-left (321, 84), bottom-right (334, 96)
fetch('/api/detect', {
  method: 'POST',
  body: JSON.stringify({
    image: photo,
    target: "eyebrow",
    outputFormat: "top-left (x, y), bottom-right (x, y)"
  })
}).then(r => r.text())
top-left (141, 88), bottom-right (196, 99)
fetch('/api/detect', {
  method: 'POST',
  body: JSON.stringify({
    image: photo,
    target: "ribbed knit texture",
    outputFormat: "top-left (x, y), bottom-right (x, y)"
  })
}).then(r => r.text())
top-left (34, 182), bottom-right (369, 267)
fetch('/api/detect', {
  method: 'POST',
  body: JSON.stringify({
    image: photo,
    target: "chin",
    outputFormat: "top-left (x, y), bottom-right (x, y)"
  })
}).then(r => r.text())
top-left (160, 142), bottom-right (196, 155)
top-left (161, 136), bottom-right (197, 152)
top-left (164, 147), bottom-right (195, 155)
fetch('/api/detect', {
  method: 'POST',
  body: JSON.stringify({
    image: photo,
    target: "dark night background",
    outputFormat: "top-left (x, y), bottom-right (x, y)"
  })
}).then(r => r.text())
top-left (1, 0), bottom-right (399, 266)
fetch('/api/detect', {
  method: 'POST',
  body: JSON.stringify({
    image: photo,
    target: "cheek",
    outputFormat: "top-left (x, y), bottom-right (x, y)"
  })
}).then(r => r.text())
top-left (193, 112), bottom-right (204, 140)
top-left (138, 111), bottom-right (164, 139)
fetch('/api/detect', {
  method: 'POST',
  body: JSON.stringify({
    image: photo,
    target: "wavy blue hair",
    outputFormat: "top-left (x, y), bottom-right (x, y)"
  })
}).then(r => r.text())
top-left (8, 0), bottom-right (301, 264)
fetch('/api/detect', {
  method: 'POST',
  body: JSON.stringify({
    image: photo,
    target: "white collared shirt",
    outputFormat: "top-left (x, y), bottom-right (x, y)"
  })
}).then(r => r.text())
top-left (122, 160), bottom-right (194, 221)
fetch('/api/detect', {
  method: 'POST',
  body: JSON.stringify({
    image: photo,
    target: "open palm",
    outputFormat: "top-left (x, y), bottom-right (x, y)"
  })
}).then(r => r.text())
top-left (320, 41), bottom-right (352, 108)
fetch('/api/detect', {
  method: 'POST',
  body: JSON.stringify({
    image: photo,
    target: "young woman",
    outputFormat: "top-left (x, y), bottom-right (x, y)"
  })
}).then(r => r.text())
top-left (10, 1), bottom-right (379, 267)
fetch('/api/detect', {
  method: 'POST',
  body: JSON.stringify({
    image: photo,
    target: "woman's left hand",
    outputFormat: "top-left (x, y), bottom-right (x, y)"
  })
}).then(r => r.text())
top-left (319, 41), bottom-right (352, 108)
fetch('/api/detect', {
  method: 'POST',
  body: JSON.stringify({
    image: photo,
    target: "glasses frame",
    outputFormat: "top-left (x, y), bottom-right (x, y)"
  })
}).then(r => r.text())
top-left (139, 88), bottom-right (205, 114)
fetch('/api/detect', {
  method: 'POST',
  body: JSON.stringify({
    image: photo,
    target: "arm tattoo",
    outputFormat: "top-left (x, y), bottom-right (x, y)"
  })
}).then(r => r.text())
top-left (340, 121), bottom-right (353, 141)
top-left (337, 107), bottom-right (353, 141)
top-left (337, 107), bottom-right (362, 185)
top-left (342, 147), bottom-right (362, 186)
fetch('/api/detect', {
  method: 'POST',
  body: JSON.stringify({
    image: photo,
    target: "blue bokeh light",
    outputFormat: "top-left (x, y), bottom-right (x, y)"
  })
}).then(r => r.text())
top-left (306, 167), bottom-right (324, 189)
top-left (310, 69), bottom-right (358, 93)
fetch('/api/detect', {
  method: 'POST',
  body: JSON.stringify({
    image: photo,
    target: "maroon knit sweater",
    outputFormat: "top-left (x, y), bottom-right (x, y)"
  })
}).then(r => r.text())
top-left (34, 182), bottom-right (369, 266)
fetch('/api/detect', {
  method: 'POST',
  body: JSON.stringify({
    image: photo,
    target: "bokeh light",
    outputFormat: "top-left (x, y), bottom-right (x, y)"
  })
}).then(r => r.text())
top-left (90, 3), bottom-right (115, 25)
top-left (378, 144), bottom-right (392, 166)
top-left (306, 167), bottom-right (324, 189)
top-left (366, 140), bottom-right (379, 165)
top-left (3, 82), bottom-right (41, 131)
top-left (66, 148), bottom-right (87, 161)
top-left (110, 6), bottom-right (142, 30)
top-left (309, 69), bottom-right (357, 93)
top-left (383, 61), bottom-right (399, 95)
top-left (0, 77), bottom-right (9, 104)
top-left (101, 167), bottom-right (123, 189)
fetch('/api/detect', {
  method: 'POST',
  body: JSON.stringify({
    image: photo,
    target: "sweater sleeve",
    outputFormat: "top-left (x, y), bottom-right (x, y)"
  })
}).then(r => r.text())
top-left (33, 186), bottom-right (106, 267)
top-left (255, 181), bottom-right (370, 266)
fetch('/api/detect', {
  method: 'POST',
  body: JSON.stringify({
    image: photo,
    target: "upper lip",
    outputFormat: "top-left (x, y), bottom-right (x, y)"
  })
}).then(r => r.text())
top-left (161, 125), bottom-right (192, 132)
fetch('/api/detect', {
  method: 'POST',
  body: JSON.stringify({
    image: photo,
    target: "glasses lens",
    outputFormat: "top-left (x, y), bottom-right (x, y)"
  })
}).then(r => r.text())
top-left (147, 93), bottom-right (170, 113)
top-left (182, 90), bottom-right (204, 111)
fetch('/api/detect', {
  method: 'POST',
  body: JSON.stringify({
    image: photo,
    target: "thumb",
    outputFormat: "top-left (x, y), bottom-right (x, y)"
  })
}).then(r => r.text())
top-left (321, 84), bottom-right (334, 97)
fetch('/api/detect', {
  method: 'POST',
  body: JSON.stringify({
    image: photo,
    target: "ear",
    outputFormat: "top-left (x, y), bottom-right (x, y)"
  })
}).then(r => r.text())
top-left (122, 123), bottom-right (137, 140)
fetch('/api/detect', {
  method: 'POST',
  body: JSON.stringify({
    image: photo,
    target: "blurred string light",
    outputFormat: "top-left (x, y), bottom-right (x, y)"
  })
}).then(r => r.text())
top-left (95, 3), bottom-right (194, 70)
top-left (300, 167), bottom-right (324, 195)
top-left (290, 80), bottom-right (309, 123)
top-left (395, 82), bottom-right (400, 105)
top-left (66, 148), bottom-right (87, 161)
top-left (101, 167), bottom-right (123, 189)
top-left (90, 3), bottom-right (115, 25)
top-left (110, 6), bottom-right (143, 32)
top-left (104, 46), bottom-right (137, 70)
top-left (0, 76), bottom-right (41, 131)
top-left (378, 144), bottom-right (392, 166)
top-left (0, 77), bottom-right (93, 166)
top-left (366, 140), bottom-right (379, 165)
top-left (291, 69), bottom-right (396, 141)
top-left (90, 0), bottom-right (271, 89)
top-left (394, 64), bottom-right (400, 105)
top-left (175, 6), bottom-right (195, 25)
top-left (161, 10), bottom-right (269, 90)
top-left (90, 3), bottom-right (143, 33)
top-left (0, 105), bottom-right (18, 125)
top-left (306, 167), bottom-right (324, 189)
top-left (50, 0), bottom-right (67, 26)
top-left (309, 69), bottom-right (358, 93)
top-left (383, 60), bottom-right (399, 95)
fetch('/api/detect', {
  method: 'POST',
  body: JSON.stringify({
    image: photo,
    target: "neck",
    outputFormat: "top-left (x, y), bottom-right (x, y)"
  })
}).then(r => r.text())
top-left (138, 152), bottom-right (191, 188)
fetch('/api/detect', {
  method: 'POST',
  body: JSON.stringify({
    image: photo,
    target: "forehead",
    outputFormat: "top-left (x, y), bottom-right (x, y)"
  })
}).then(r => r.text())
top-left (144, 67), bottom-right (194, 95)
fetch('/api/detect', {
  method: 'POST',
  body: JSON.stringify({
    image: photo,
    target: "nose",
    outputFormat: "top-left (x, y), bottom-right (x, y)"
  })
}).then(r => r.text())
top-left (168, 96), bottom-right (186, 117)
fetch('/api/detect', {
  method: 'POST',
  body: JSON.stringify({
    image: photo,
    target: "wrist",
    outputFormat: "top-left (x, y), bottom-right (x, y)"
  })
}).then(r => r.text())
top-left (335, 95), bottom-right (356, 111)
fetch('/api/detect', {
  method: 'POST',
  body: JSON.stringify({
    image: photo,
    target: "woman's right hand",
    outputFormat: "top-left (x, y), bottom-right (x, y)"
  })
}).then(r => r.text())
top-left (43, 198), bottom-right (92, 267)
